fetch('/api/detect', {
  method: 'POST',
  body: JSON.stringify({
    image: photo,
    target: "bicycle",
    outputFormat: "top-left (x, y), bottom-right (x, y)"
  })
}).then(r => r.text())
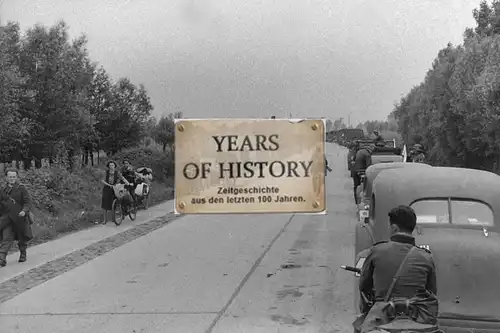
top-left (135, 167), bottom-right (153, 210)
top-left (111, 184), bottom-right (137, 226)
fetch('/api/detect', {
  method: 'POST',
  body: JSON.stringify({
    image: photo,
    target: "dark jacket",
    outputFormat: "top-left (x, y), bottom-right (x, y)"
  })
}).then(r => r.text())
top-left (0, 183), bottom-right (33, 241)
top-left (121, 167), bottom-right (136, 184)
top-left (373, 135), bottom-right (385, 145)
top-left (353, 148), bottom-right (372, 172)
top-left (359, 233), bottom-right (437, 301)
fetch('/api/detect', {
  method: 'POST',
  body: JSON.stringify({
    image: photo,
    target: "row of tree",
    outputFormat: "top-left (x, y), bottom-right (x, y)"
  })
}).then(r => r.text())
top-left (389, 0), bottom-right (500, 171)
top-left (0, 20), bottom-right (178, 170)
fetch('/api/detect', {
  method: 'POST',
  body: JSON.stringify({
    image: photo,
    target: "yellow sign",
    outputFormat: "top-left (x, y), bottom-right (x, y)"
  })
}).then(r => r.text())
top-left (174, 118), bottom-right (326, 214)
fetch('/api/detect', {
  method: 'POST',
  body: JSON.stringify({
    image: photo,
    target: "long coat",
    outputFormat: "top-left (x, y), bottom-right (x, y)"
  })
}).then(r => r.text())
top-left (0, 183), bottom-right (33, 242)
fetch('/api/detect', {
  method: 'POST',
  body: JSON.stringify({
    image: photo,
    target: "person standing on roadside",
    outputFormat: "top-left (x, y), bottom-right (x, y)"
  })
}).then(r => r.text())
top-left (412, 144), bottom-right (427, 163)
top-left (352, 144), bottom-right (374, 204)
top-left (0, 168), bottom-right (33, 267)
top-left (121, 160), bottom-right (140, 193)
top-left (101, 161), bottom-right (129, 224)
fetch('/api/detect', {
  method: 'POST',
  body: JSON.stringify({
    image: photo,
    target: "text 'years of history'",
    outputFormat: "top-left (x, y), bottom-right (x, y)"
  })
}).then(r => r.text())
top-left (180, 134), bottom-right (316, 180)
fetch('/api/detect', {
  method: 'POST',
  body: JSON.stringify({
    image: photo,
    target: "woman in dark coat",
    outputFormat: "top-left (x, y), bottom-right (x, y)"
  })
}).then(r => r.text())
top-left (101, 160), bottom-right (128, 224)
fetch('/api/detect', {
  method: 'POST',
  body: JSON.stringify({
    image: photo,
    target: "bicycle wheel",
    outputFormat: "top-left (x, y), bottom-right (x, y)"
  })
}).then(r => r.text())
top-left (112, 199), bottom-right (123, 226)
top-left (129, 200), bottom-right (137, 220)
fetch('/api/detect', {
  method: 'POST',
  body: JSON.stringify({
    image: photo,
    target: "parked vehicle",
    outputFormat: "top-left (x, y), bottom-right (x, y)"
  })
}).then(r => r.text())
top-left (357, 162), bottom-right (432, 222)
top-left (350, 166), bottom-right (500, 332)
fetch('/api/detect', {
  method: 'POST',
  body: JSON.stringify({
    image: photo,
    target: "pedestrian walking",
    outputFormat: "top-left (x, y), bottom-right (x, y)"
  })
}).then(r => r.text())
top-left (0, 168), bottom-right (33, 267)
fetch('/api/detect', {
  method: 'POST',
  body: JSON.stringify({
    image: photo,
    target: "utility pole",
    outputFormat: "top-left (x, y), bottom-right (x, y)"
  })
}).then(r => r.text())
top-left (0, 0), bottom-right (6, 35)
top-left (0, 0), bottom-right (4, 25)
top-left (0, 1), bottom-right (5, 38)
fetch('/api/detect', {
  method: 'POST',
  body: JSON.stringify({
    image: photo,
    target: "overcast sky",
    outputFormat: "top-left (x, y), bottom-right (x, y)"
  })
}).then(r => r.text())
top-left (1, 0), bottom-right (479, 124)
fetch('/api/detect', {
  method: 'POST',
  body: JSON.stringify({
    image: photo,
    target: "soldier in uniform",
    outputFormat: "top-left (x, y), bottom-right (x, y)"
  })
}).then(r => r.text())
top-left (351, 144), bottom-right (374, 204)
top-left (412, 144), bottom-right (427, 163)
top-left (348, 141), bottom-right (359, 170)
top-left (406, 146), bottom-right (415, 162)
top-left (355, 205), bottom-right (438, 332)
top-left (0, 169), bottom-right (33, 267)
top-left (373, 130), bottom-right (385, 147)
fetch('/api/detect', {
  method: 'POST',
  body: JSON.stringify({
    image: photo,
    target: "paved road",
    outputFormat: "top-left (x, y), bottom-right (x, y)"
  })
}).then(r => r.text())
top-left (0, 143), bottom-right (357, 333)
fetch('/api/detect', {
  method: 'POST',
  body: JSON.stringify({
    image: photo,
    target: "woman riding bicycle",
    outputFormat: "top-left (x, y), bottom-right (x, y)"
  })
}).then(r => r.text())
top-left (121, 160), bottom-right (141, 211)
top-left (101, 160), bottom-right (130, 224)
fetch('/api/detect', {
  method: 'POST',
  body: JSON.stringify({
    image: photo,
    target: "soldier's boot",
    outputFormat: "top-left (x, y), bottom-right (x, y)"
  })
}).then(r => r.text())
top-left (0, 253), bottom-right (6, 267)
top-left (18, 242), bottom-right (27, 262)
top-left (18, 250), bottom-right (27, 262)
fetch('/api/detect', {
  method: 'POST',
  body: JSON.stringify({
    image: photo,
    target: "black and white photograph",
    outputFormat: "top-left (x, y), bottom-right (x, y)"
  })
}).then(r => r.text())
top-left (0, 0), bottom-right (496, 332)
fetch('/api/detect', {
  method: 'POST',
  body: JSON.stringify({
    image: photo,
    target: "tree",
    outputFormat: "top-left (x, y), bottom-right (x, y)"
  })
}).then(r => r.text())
top-left (16, 21), bottom-right (96, 167)
top-left (0, 19), bottom-right (155, 170)
top-left (153, 112), bottom-right (182, 152)
top-left (388, 0), bottom-right (500, 171)
top-left (94, 77), bottom-right (154, 155)
top-left (85, 66), bottom-right (114, 165)
top-left (0, 22), bottom-right (32, 164)
top-left (142, 116), bottom-right (158, 147)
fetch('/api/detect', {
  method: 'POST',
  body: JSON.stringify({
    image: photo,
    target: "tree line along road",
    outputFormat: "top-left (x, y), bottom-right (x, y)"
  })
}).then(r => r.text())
top-left (0, 143), bottom-right (357, 333)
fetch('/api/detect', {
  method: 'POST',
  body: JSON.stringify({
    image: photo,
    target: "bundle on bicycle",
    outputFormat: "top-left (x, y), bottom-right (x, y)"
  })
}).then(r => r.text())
top-left (109, 161), bottom-right (151, 226)
top-left (111, 183), bottom-right (137, 226)
top-left (134, 166), bottom-right (153, 209)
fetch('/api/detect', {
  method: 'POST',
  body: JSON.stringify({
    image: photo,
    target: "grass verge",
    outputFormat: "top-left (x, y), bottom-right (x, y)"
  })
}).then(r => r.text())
top-left (4, 147), bottom-right (174, 250)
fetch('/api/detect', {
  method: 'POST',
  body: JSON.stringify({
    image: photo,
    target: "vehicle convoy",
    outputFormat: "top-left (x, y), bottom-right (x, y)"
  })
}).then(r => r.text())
top-left (349, 166), bottom-right (500, 332)
top-left (348, 140), bottom-right (404, 171)
top-left (370, 146), bottom-right (403, 164)
top-left (382, 139), bottom-right (396, 148)
top-left (358, 138), bottom-right (396, 148)
top-left (338, 128), bottom-right (365, 147)
top-left (326, 130), bottom-right (336, 142)
top-left (356, 162), bottom-right (432, 222)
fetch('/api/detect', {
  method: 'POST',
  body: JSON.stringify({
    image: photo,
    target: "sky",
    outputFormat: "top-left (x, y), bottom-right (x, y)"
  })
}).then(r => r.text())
top-left (1, 0), bottom-right (479, 124)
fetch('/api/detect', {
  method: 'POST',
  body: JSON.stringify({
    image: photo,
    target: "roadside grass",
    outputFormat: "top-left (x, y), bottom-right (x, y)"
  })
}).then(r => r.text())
top-left (4, 147), bottom-right (174, 250)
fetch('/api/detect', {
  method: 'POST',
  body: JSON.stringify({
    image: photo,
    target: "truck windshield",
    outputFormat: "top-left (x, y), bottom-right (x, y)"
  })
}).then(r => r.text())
top-left (410, 199), bottom-right (494, 226)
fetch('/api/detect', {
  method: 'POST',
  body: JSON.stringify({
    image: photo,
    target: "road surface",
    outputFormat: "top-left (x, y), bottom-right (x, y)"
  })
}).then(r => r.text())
top-left (0, 143), bottom-right (358, 333)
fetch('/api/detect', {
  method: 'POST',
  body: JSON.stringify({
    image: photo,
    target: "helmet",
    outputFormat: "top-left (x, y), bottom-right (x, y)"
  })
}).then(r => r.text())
top-left (413, 144), bottom-right (423, 152)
